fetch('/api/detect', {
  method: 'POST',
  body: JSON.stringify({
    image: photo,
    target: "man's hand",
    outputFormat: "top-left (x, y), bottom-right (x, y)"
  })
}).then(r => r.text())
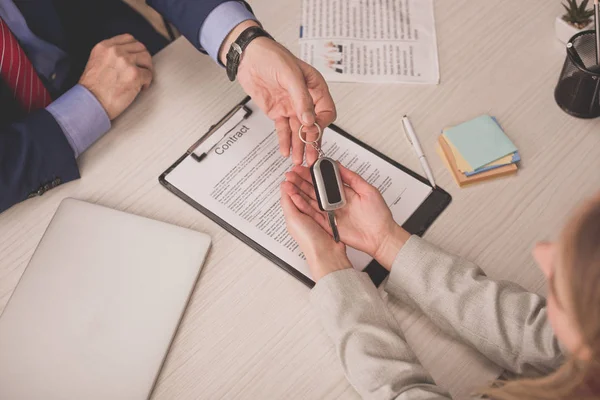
top-left (79, 34), bottom-right (153, 120)
top-left (220, 21), bottom-right (336, 166)
top-left (282, 165), bottom-right (411, 270)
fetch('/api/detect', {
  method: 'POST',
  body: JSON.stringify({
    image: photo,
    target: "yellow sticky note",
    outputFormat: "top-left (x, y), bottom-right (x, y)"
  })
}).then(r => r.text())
top-left (443, 133), bottom-right (472, 172)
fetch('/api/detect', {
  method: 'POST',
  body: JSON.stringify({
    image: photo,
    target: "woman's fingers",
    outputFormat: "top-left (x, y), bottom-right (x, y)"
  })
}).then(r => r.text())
top-left (282, 181), bottom-right (319, 216)
top-left (285, 171), bottom-right (317, 201)
top-left (291, 165), bottom-right (313, 184)
top-left (285, 172), bottom-right (323, 216)
top-left (290, 193), bottom-right (330, 233)
top-left (293, 164), bottom-right (358, 201)
top-left (339, 164), bottom-right (372, 194)
top-left (288, 165), bottom-right (359, 206)
top-left (280, 185), bottom-right (304, 223)
top-left (296, 188), bottom-right (323, 217)
top-left (282, 182), bottom-right (329, 232)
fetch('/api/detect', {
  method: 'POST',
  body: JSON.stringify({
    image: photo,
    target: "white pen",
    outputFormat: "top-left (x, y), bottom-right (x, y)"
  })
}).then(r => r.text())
top-left (401, 115), bottom-right (436, 188)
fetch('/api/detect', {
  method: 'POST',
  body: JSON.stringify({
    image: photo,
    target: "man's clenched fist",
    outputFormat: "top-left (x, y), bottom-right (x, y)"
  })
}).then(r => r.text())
top-left (79, 34), bottom-right (153, 120)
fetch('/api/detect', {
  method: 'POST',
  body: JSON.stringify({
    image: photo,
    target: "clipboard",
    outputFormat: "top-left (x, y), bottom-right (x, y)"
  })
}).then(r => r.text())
top-left (159, 97), bottom-right (452, 288)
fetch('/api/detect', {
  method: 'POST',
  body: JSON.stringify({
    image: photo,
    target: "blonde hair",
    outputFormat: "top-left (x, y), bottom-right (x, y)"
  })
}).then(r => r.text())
top-left (480, 195), bottom-right (600, 400)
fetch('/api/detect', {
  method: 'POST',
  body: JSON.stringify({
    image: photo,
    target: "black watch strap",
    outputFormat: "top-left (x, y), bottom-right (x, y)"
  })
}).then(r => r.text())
top-left (226, 26), bottom-right (273, 81)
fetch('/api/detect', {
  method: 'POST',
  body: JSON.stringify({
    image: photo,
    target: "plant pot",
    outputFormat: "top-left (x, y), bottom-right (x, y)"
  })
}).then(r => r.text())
top-left (555, 16), bottom-right (593, 43)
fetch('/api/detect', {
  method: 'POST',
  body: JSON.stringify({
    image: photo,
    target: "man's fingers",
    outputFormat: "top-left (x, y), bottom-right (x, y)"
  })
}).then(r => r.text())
top-left (120, 47), bottom-right (153, 89)
top-left (275, 117), bottom-right (291, 157)
top-left (285, 69), bottom-right (316, 126)
top-left (299, 59), bottom-right (337, 129)
top-left (315, 110), bottom-right (336, 132)
top-left (132, 51), bottom-right (153, 72)
top-left (136, 67), bottom-right (153, 91)
top-left (121, 40), bottom-right (148, 54)
top-left (299, 123), bottom-right (320, 166)
top-left (108, 33), bottom-right (138, 46)
top-left (304, 137), bottom-right (320, 166)
top-left (289, 117), bottom-right (305, 165)
top-left (298, 61), bottom-right (334, 165)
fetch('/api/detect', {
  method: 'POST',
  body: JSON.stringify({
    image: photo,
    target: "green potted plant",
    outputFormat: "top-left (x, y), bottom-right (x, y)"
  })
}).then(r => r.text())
top-left (556, 0), bottom-right (595, 43)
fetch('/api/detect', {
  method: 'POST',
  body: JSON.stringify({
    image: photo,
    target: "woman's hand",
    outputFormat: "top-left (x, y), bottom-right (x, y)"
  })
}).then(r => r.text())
top-left (280, 186), bottom-right (352, 281)
top-left (282, 164), bottom-right (410, 270)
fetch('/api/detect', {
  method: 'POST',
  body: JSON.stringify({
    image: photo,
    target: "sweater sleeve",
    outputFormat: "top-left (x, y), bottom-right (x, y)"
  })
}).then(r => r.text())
top-left (311, 269), bottom-right (451, 400)
top-left (384, 236), bottom-right (564, 376)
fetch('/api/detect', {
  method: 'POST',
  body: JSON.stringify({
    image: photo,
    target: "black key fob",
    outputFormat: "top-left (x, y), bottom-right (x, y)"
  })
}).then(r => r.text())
top-left (310, 157), bottom-right (347, 212)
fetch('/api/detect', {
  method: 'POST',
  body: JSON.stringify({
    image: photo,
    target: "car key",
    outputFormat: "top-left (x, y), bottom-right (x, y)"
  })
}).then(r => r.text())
top-left (298, 123), bottom-right (347, 242)
top-left (311, 156), bottom-right (346, 242)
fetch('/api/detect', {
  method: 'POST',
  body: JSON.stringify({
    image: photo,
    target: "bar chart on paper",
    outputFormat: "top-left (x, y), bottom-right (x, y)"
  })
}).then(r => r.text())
top-left (300, 0), bottom-right (440, 84)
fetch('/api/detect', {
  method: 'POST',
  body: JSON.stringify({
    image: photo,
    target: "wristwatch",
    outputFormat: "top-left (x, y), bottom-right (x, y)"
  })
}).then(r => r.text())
top-left (226, 26), bottom-right (273, 81)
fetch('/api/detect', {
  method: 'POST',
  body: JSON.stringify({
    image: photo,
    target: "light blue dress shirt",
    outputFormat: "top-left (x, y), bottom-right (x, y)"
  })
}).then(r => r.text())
top-left (200, 1), bottom-right (256, 64)
top-left (0, 0), bottom-right (255, 157)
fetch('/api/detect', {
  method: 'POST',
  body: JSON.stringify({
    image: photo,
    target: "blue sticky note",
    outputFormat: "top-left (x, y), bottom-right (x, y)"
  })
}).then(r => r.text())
top-left (444, 115), bottom-right (518, 171)
top-left (464, 151), bottom-right (521, 176)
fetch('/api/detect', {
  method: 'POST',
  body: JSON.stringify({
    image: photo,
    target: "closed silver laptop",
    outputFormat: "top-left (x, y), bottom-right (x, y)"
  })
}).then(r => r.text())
top-left (0, 198), bottom-right (211, 400)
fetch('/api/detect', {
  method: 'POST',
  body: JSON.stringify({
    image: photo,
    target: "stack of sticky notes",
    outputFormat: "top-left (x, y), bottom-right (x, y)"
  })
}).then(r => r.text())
top-left (436, 115), bottom-right (520, 187)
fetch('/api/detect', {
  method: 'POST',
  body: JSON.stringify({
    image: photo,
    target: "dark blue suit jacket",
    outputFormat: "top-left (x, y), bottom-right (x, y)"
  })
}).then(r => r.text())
top-left (0, 0), bottom-right (250, 213)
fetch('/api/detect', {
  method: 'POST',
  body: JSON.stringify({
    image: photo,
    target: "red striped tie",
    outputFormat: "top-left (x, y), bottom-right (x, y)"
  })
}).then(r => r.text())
top-left (0, 17), bottom-right (51, 113)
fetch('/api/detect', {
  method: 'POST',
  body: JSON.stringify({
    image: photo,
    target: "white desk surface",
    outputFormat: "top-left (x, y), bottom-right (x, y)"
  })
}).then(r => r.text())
top-left (1, 1), bottom-right (599, 399)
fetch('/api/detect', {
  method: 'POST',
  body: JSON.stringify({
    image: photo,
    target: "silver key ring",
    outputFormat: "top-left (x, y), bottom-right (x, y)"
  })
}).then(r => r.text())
top-left (298, 122), bottom-right (323, 144)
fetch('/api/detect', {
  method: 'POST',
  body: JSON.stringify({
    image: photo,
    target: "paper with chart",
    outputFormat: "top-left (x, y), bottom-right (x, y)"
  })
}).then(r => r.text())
top-left (165, 101), bottom-right (432, 280)
top-left (300, 0), bottom-right (440, 84)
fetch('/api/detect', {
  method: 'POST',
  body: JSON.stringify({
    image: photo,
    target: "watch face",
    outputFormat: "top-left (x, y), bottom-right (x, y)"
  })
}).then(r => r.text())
top-left (320, 159), bottom-right (342, 203)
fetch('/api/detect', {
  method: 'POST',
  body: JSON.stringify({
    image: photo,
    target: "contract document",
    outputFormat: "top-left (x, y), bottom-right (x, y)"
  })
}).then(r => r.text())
top-left (161, 100), bottom-right (446, 285)
top-left (300, 0), bottom-right (440, 84)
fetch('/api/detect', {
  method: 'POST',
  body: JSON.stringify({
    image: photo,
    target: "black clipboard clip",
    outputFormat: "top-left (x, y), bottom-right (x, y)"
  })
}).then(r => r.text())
top-left (189, 105), bottom-right (253, 162)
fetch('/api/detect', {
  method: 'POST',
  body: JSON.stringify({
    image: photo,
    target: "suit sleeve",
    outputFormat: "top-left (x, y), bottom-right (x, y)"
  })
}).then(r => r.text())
top-left (384, 236), bottom-right (564, 376)
top-left (311, 269), bottom-right (450, 400)
top-left (147, 0), bottom-right (253, 52)
top-left (0, 110), bottom-right (80, 213)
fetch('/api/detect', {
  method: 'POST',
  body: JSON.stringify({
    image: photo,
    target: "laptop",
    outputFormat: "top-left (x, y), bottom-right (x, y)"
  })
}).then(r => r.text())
top-left (0, 199), bottom-right (211, 400)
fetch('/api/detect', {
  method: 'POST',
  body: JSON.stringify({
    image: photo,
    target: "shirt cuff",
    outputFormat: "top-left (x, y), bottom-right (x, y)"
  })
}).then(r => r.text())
top-left (46, 84), bottom-right (111, 158)
top-left (199, 1), bottom-right (257, 65)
